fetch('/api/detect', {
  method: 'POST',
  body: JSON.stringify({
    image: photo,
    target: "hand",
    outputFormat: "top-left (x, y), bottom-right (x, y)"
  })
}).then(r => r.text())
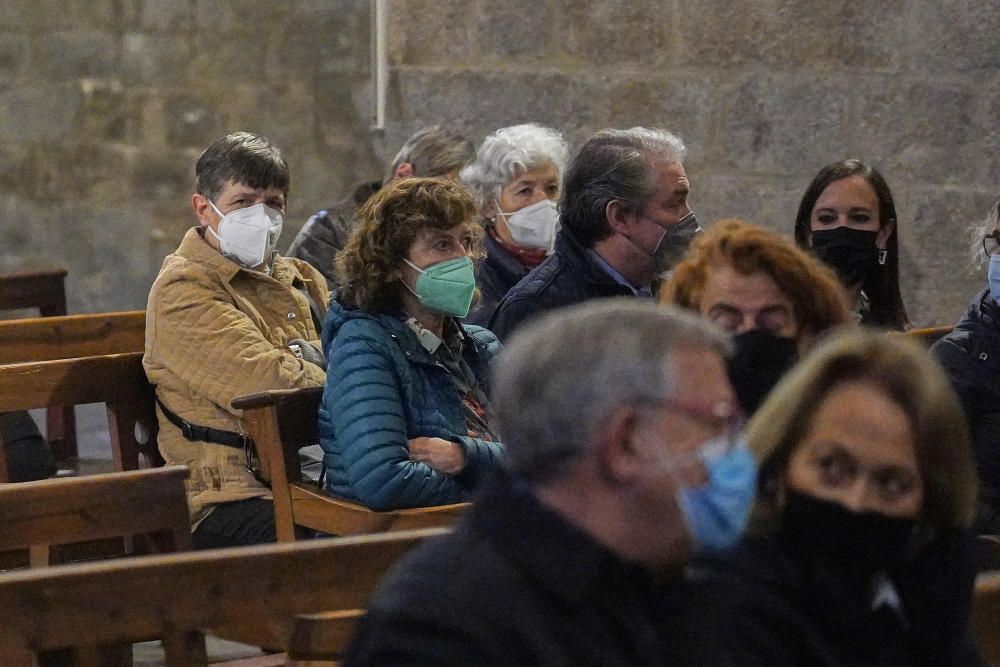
top-left (288, 338), bottom-right (326, 370)
top-left (408, 437), bottom-right (466, 475)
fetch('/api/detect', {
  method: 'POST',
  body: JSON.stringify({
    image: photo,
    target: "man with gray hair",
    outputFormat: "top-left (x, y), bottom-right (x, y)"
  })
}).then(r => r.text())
top-left (344, 299), bottom-right (757, 666)
top-left (488, 127), bottom-right (701, 341)
top-left (287, 125), bottom-right (474, 286)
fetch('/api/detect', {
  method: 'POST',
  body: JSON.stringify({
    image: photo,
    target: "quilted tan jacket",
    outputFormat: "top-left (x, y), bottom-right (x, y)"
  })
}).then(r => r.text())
top-left (143, 227), bottom-right (330, 526)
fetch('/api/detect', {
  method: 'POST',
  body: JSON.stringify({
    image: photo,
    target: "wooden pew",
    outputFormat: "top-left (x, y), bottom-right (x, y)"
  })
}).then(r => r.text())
top-left (0, 352), bottom-right (160, 482)
top-left (0, 268), bottom-right (76, 459)
top-left (232, 387), bottom-right (469, 542)
top-left (0, 466), bottom-right (190, 568)
top-left (287, 610), bottom-right (365, 665)
top-left (973, 573), bottom-right (1000, 664)
top-left (0, 527), bottom-right (446, 665)
top-left (0, 310), bottom-right (145, 364)
top-left (897, 325), bottom-right (954, 347)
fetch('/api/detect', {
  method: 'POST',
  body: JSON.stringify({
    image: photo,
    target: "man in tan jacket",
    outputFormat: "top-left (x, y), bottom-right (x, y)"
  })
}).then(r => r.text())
top-left (144, 132), bottom-right (330, 548)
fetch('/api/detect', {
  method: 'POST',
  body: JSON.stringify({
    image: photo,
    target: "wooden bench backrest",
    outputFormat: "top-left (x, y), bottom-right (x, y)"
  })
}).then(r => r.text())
top-left (896, 325), bottom-right (954, 347)
top-left (0, 466), bottom-right (191, 567)
top-left (232, 387), bottom-right (469, 541)
top-left (0, 352), bottom-right (160, 481)
top-left (0, 310), bottom-right (145, 364)
top-left (0, 269), bottom-right (68, 316)
top-left (973, 573), bottom-right (1000, 663)
top-left (0, 527), bottom-right (445, 665)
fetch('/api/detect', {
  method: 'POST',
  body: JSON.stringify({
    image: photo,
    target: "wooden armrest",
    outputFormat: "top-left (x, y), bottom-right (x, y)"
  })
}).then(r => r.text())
top-left (232, 386), bottom-right (324, 411)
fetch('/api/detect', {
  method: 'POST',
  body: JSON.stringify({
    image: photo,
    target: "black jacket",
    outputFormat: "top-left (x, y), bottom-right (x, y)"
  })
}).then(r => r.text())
top-left (465, 233), bottom-right (531, 327)
top-left (681, 530), bottom-right (981, 667)
top-left (487, 227), bottom-right (635, 341)
top-left (932, 289), bottom-right (1000, 524)
top-left (344, 472), bottom-right (684, 666)
top-left (286, 181), bottom-right (382, 288)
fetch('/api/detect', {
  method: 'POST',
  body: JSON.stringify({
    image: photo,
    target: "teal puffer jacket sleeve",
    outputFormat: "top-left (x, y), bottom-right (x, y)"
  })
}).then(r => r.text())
top-left (320, 317), bottom-right (470, 511)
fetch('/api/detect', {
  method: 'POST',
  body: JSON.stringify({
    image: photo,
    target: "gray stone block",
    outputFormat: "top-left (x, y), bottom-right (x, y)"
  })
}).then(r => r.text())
top-left (0, 84), bottom-right (81, 142)
top-left (389, 0), bottom-right (476, 66)
top-left (29, 31), bottom-right (117, 81)
top-left (552, 0), bottom-right (675, 67)
top-left (121, 32), bottom-right (193, 85)
top-left (474, 0), bottom-right (554, 61)
top-left (908, 1), bottom-right (1000, 72)
top-left (712, 73), bottom-right (850, 175)
top-left (853, 77), bottom-right (977, 185)
top-left (0, 33), bottom-right (28, 91)
top-left (677, 0), bottom-right (903, 70)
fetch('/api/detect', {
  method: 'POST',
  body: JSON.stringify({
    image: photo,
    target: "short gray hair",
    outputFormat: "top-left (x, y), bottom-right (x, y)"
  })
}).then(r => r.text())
top-left (459, 123), bottom-right (569, 211)
top-left (385, 125), bottom-right (475, 183)
top-left (969, 198), bottom-right (1000, 270)
top-left (561, 127), bottom-right (687, 247)
top-left (493, 299), bottom-right (731, 482)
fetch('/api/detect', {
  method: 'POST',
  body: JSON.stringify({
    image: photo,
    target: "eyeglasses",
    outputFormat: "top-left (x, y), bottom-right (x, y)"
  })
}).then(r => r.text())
top-left (639, 395), bottom-right (746, 455)
top-left (983, 231), bottom-right (1000, 259)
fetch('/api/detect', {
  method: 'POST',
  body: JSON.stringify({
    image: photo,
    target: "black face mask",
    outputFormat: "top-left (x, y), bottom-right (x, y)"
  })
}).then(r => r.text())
top-left (811, 227), bottom-right (878, 288)
top-left (780, 488), bottom-right (916, 575)
top-left (727, 330), bottom-right (798, 415)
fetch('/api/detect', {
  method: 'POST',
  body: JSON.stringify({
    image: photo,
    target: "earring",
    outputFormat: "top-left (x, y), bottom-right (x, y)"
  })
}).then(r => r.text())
top-left (878, 250), bottom-right (887, 266)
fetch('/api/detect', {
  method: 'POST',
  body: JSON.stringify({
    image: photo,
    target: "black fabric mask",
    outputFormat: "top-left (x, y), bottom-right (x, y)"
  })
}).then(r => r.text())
top-left (727, 330), bottom-right (798, 415)
top-left (780, 488), bottom-right (916, 575)
top-left (811, 227), bottom-right (878, 288)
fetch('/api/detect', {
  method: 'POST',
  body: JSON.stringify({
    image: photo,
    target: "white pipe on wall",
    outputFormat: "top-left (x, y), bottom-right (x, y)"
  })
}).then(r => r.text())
top-left (372, 0), bottom-right (388, 131)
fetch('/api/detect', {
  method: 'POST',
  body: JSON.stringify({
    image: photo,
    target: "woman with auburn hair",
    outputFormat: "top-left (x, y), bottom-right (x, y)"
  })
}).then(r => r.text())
top-left (794, 159), bottom-right (911, 330)
top-left (661, 218), bottom-right (850, 413)
top-left (318, 177), bottom-right (504, 511)
top-left (683, 330), bottom-right (980, 666)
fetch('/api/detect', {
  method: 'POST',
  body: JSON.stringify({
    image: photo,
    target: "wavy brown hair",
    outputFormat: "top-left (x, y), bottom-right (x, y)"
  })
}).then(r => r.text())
top-left (661, 218), bottom-right (850, 340)
top-left (336, 177), bottom-right (479, 313)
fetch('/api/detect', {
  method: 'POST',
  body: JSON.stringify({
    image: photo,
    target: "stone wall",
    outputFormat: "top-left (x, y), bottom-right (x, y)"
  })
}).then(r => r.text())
top-left (0, 0), bottom-right (997, 325)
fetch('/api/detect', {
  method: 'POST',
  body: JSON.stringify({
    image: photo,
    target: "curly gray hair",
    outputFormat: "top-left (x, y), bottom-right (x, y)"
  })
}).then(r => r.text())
top-left (459, 123), bottom-right (569, 211)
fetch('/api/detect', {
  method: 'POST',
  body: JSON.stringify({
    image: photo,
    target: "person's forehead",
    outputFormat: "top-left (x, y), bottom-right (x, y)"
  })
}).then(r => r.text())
top-left (647, 160), bottom-right (689, 199)
top-left (814, 176), bottom-right (877, 210)
top-left (669, 345), bottom-right (733, 403)
top-left (219, 180), bottom-right (286, 199)
top-left (701, 264), bottom-right (792, 311)
top-left (416, 223), bottom-right (469, 241)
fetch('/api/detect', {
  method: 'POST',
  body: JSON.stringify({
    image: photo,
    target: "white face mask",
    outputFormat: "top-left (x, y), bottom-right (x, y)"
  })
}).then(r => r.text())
top-left (496, 199), bottom-right (560, 253)
top-left (206, 200), bottom-right (283, 269)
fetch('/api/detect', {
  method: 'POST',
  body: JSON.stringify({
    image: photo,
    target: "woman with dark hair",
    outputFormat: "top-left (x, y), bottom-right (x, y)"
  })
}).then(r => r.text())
top-left (683, 331), bottom-right (980, 666)
top-left (794, 159), bottom-right (910, 330)
top-left (318, 177), bottom-right (504, 511)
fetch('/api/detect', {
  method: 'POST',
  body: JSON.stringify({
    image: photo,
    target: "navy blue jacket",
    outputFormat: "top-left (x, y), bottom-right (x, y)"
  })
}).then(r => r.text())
top-left (318, 299), bottom-right (504, 511)
top-left (465, 233), bottom-right (531, 327)
top-left (932, 289), bottom-right (1000, 521)
top-left (487, 227), bottom-right (635, 342)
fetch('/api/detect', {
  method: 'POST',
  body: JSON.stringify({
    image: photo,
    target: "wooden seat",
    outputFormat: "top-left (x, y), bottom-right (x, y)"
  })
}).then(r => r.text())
top-left (287, 610), bottom-right (365, 664)
top-left (0, 268), bottom-right (76, 459)
top-left (0, 310), bottom-right (145, 364)
top-left (0, 527), bottom-right (445, 665)
top-left (0, 352), bottom-right (160, 482)
top-left (0, 466), bottom-right (191, 568)
top-left (973, 572), bottom-right (1000, 664)
top-left (231, 387), bottom-right (469, 542)
top-left (896, 325), bottom-right (954, 347)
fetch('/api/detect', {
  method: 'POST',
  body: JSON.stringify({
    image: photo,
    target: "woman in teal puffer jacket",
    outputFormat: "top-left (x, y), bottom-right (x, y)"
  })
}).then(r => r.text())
top-left (318, 177), bottom-right (505, 511)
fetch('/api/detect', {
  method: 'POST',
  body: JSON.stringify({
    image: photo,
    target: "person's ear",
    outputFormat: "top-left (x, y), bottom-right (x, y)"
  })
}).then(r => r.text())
top-left (192, 193), bottom-right (213, 227)
top-left (605, 199), bottom-right (635, 236)
top-left (393, 162), bottom-right (414, 180)
top-left (596, 405), bottom-right (646, 485)
top-left (876, 218), bottom-right (895, 250)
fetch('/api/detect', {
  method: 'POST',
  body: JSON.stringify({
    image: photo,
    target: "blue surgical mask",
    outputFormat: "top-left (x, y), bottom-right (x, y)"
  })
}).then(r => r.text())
top-left (989, 253), bottom-right (1000, 303)
top-left (651, 433), bottom-right (757, 552)
top-left (677, 438), bottom-right (757, 551)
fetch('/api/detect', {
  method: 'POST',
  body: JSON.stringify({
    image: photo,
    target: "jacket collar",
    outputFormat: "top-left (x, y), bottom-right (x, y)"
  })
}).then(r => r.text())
top-left (176, 227), bottom-right (306, 288)
top-left (483, 232), bottom-right (533, 284)
top-left (555, 226), bottom-right (636, 290)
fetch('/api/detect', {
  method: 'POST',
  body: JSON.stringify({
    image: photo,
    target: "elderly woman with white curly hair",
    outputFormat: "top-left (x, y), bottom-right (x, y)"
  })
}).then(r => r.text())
top-left (460, 123), bottom-right (568, 326)
top-left (932, 198), bottom-right (1000, 535)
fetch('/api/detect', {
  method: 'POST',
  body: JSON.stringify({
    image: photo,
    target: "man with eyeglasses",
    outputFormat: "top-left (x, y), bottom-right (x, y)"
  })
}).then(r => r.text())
top-left (343, 299), bottom-right (757, 666)
top-left (932, 198), bottom-right (1000, 534)
top-left (487, 127), bottom-right (701, 342)
top-left (661, 218), bottom-right (851, 414)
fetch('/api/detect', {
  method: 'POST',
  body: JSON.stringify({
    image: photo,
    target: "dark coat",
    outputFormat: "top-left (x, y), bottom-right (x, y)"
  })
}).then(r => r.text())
top-left (343, 472), bottom-right (685, 666)
top-left (465, 233), bottom-right (531, 327)
top-left (681, 530), bottom-right (982, 667)
top-left (932, 289), bottom-right (1000, 527)
top-left (318, 299), bottom-right (504, 511)
top-left (487, 226), bottom-right (635, 341)
top-left (286, 181), bottom-right (382, 288)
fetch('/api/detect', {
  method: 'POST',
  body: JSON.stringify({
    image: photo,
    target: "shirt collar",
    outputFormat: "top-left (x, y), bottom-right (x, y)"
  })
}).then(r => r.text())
top-left (585, 249), bottom-right (652, 297)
